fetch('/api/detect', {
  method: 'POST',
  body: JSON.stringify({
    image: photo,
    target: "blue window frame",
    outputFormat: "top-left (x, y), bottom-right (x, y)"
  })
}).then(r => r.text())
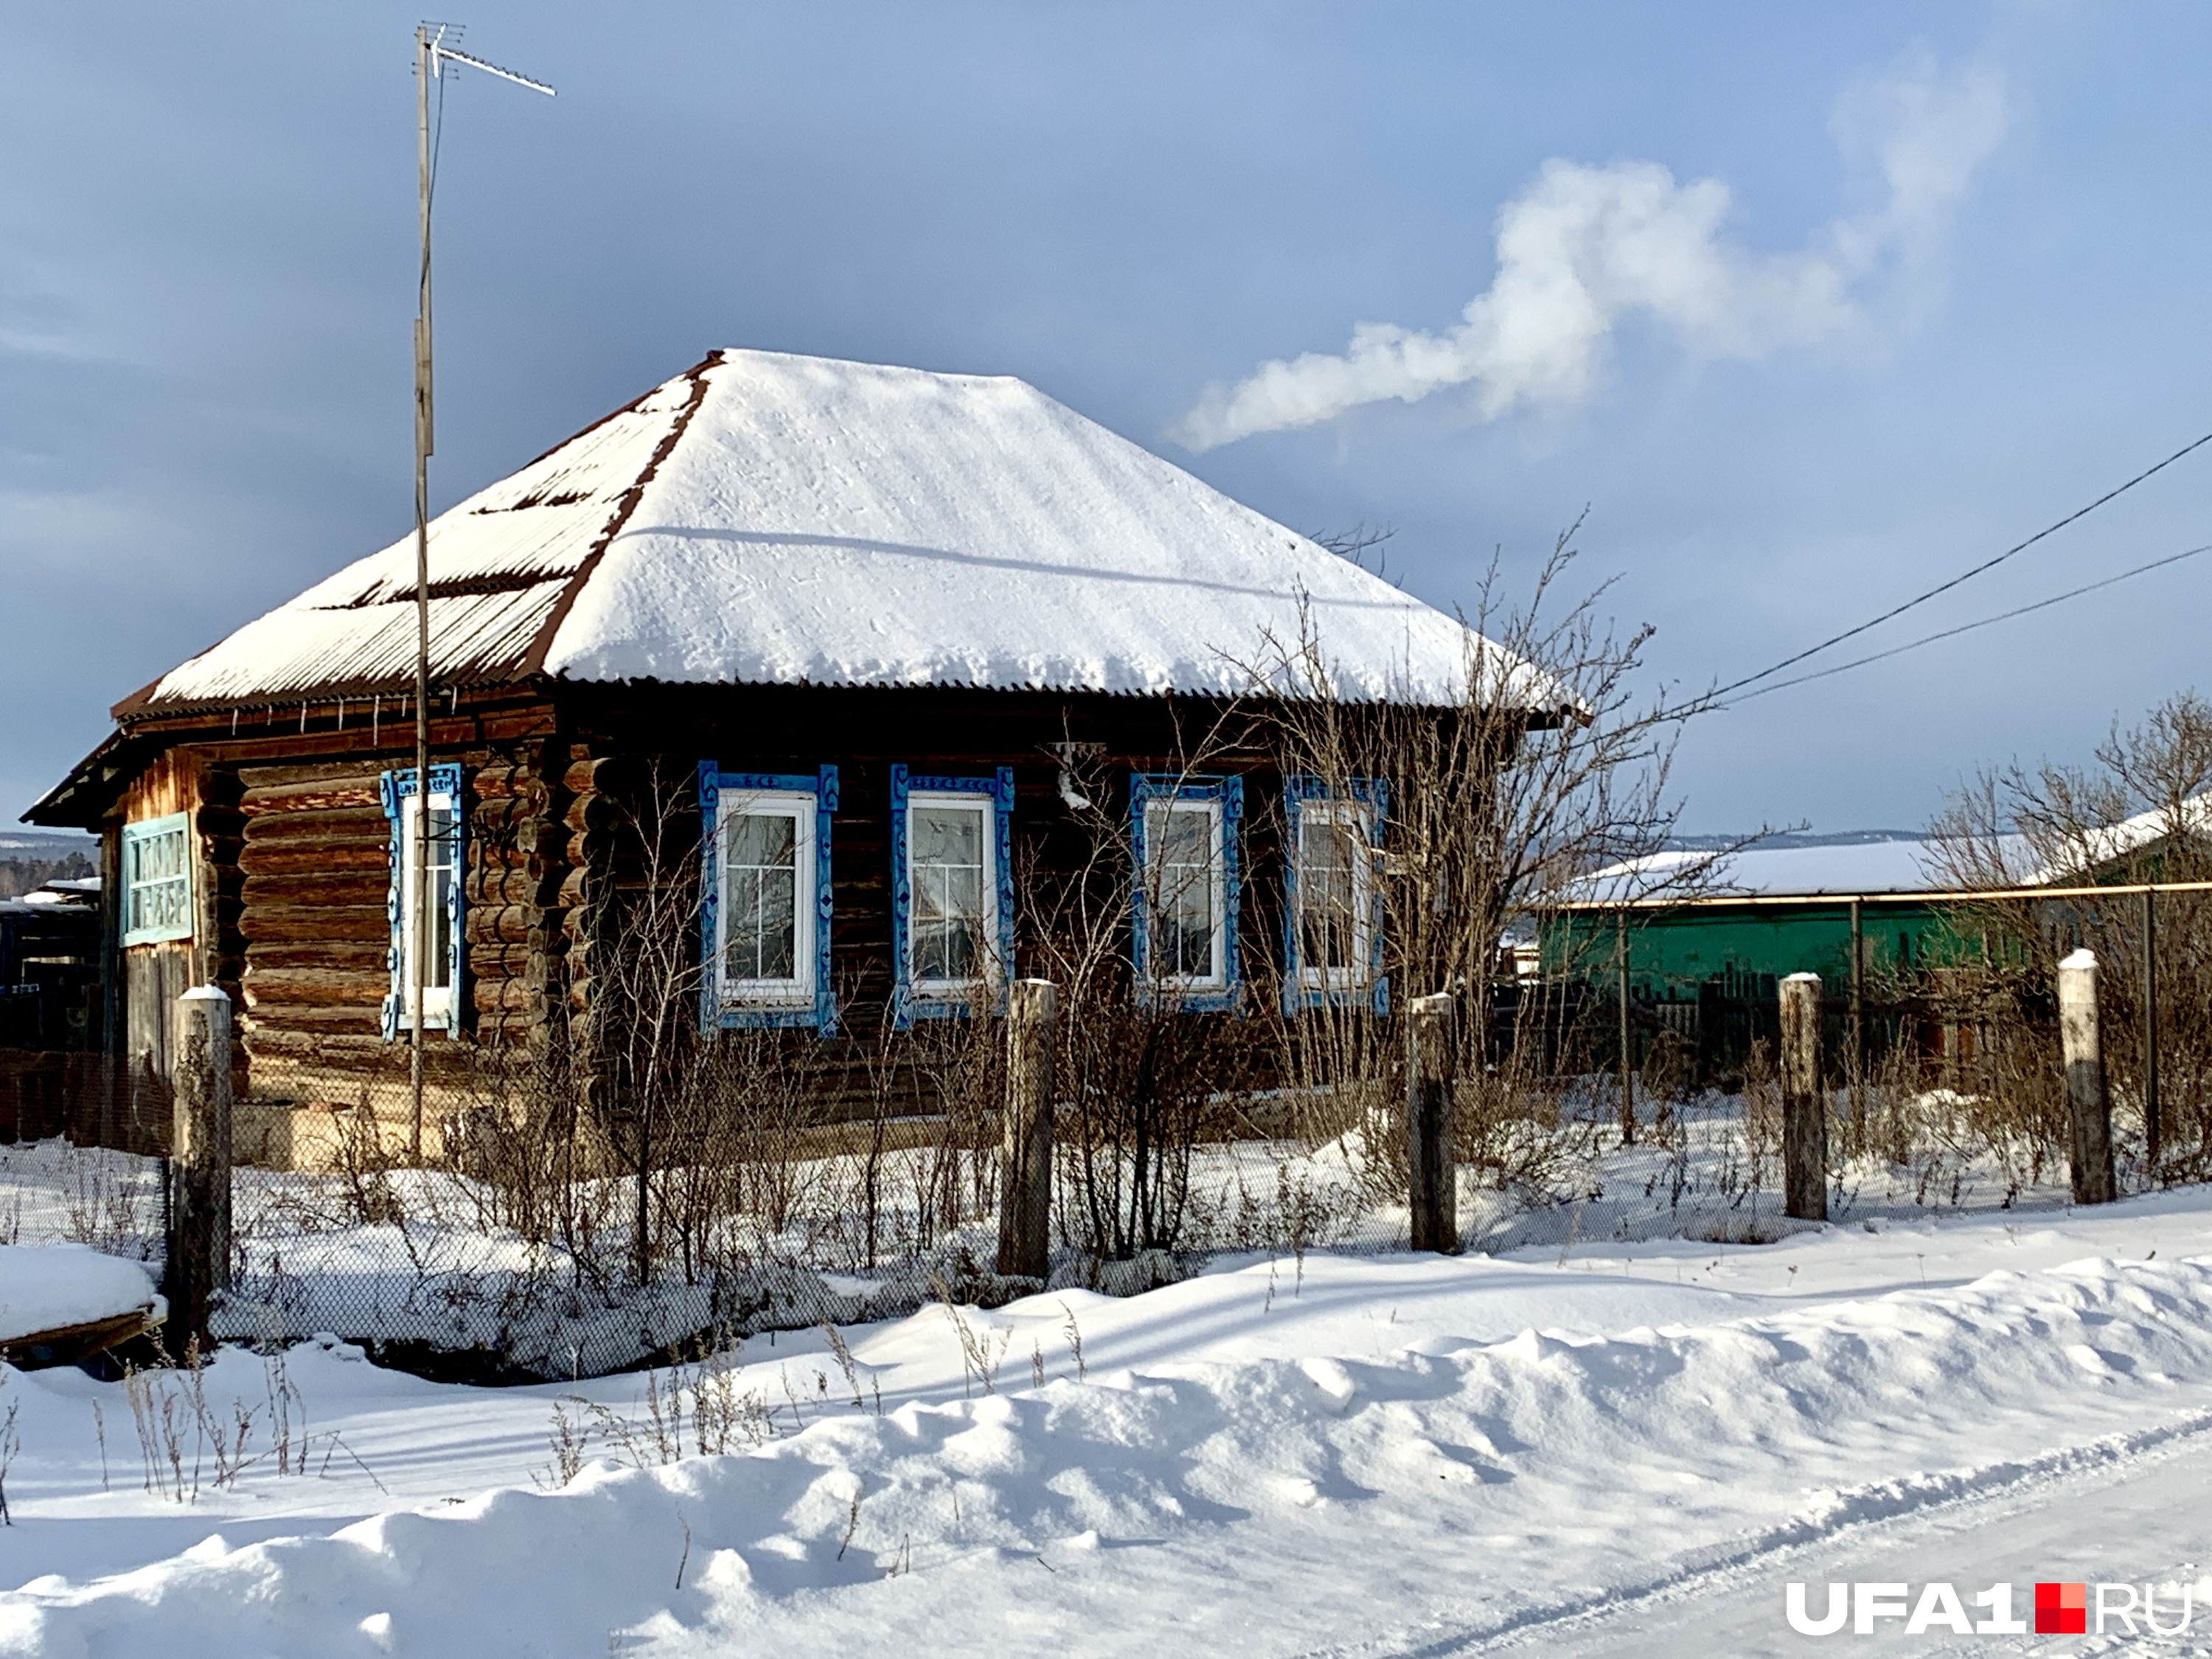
top-left (121, 813), bottom-right (193, 947)
top-left (890, 765), bottom-right (1015, 1028)
top-left (380, 764), bottom-right (465, 1039)
top-left (1130, 773), bottom-right (1242, 1012)
top-left (699, 762), bottom-right (838, 1033)
top-left (1283, 776), bottom-right (1388, 1015)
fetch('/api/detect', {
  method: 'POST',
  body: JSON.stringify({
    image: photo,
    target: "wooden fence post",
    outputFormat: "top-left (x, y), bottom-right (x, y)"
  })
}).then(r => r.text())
top-left (1407, 992), bottom-right (1458, 1253)
top-left (2058, 948), bottom-right (2117, 1205)
top-left (1615, 911), bottom-right (1635, 1145)
top-left (996, 978), bottom-right (1057, 1280)
top-left (1779, 972), bottom-right (1826, 1222)
top-left (2141, 890), bottom-right (2160, 1168)
top-left (167, 986), bottom-right (232, 1352)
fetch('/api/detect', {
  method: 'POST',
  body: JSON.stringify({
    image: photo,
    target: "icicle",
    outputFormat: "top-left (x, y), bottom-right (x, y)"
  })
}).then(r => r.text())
top-left (372, 695), bottom-right (380, 744)
top-left (338, 698), bottom-right (345, 731)
top-left (299, 701), bottom-right (307, 734)
top-left (230, 708), bottom-right (239, 736)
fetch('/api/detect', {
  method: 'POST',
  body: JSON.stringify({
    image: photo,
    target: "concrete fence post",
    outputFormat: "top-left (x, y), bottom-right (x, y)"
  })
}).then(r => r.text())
top-left (1407, 992), bottom-right (1458, 1253)
top-left (2057, 948), bottom-right (2117, 1206)
top-left (996, 979), bottom-right (1057, 1280)
top-left (1779, 972), bottom-right (1827, 1222)
top-left (167, 986), bottom-right (233, 1352)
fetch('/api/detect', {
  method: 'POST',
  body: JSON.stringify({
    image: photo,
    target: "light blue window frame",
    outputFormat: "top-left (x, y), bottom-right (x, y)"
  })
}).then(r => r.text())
top-left (120, 812), bottom-right (194, 947)
top-left (380, 764), bottom-right (465, 1040)
top-left (1130, 773), bottom-right (1243, 1013)
top-left (890, 765), bottom-right (1015, 1029)
top-left (1282, 776), bottom-right (1389, 1016)
top-left (698, 762), bottom-right (838, 1033)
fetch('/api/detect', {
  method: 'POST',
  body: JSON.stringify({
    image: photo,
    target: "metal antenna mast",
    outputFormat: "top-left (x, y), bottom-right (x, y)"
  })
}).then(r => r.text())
top-left (410, 24), bottom-right (554, 1158)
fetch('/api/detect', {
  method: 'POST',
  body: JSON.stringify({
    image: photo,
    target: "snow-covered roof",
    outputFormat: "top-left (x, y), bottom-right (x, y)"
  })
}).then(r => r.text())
top-left (129, 351), bottom-right (1557, 714)
top-left (1557, 839), bottom-right (1960, 905)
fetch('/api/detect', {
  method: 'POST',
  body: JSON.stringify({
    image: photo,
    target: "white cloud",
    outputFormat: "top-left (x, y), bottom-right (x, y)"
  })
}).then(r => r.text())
top-left (1172, 58), bottom-right (2008, 452)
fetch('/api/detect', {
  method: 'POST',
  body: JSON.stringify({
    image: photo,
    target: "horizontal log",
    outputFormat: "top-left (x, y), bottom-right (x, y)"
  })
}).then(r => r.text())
top-left (563, 792), bottom-right (625, 835)
top-left (239, 758), bottom-right (417, 790)
top-left (240, 843), bottom-right (390, 877)
top-left (465, 905), bottom-right (535, 946)
top-left (247, 942), bottom-right (389, 973)
top-left (240, 779), bottom-right (380, 816)
top-left (473, 978), bottom-right (540, 1014)
top-left (243, 1028), bottom-right (490, 1072)
top-left (466, 868), bottom-right (550, 906)
top-left (467, 939), bottom-right (526, 977)
top-left (243, 872), bottom-right (391, 909)
top-left (517, 820), bottom-right (568, 858)
top-left (243, 967), bottom-right (387, 1006)
top-left (242, 804), bottom-right (389, 844)
top-left (240, 1001), bottom-right (382, 1034)
top-left (240, 905), bottom-right (389, 944)
top-left (470, 762), bottom-right (537, 797)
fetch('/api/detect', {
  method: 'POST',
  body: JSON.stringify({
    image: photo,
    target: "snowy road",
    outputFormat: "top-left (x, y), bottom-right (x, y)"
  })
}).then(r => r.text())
top-left (1441, 1416), bottom-right (2212, 1656)
top-left (4, 1190), bottom-right (2212, 1656)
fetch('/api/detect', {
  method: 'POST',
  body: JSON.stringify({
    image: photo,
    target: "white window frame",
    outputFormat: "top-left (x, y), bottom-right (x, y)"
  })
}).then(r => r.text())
top-left (904, 790), bottom-right (1001, 1001)
top-left (1143, 796), bottom-right (1228, 992)
top-left (121, 812), bottom-right (193, 947)
top-left (1295, 798), bottom-right (1374, 993)
top-left (714, 790), bottom-right (818, 1010)
top-left (397, 785), bottom-right (460, 1029)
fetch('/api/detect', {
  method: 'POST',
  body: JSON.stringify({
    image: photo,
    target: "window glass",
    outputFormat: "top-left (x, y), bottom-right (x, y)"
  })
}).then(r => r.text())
top-left (1149, 801), bottom-right (1221, 982)
top-left (1298, 808), bottom-right (1365, 975)
top-left (400, 792), bottom-right (458, 1017)
top-left (912, 801), bottom-right (988, 985)
top-left (723, 810), bottom-right (800, 983)
top-left (123, 816), bottom-right (192, 945)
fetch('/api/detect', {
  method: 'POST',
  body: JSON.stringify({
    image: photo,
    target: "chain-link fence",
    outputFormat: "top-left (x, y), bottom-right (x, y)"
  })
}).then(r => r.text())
top-left (3, 1032), bottom-right (2111, 1381)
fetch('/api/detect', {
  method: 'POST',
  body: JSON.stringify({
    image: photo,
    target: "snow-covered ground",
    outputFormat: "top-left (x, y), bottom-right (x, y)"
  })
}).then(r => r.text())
top-left (4, 1186), bottom-right (2212, 1655)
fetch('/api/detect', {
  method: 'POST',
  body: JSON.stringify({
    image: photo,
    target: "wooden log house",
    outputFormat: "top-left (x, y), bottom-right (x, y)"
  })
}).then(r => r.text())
top-left (26, 350), bottom-right (1551, 1166)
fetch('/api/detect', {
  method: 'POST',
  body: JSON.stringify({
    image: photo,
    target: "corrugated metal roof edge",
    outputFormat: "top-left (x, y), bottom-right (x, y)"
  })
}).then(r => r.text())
top-left (108, 355), bottom-right (721, 723)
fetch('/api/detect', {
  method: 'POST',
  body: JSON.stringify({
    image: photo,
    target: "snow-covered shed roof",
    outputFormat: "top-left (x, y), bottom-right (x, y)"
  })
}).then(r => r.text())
top-left (1554, 838), bottom-right (1961, 907)
top-left (125, 350), bottom-right (1557, 715)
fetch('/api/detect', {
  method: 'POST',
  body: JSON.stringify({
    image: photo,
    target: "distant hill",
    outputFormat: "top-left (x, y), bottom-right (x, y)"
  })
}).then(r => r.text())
top-left (0, 831), bottom-right (99, 900)
top-left (1665, 830), bottom-right (1925, 852)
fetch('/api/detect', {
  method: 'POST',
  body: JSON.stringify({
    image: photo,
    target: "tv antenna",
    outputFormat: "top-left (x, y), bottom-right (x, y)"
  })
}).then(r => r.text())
top-left (408, 23), bottom-right (554, 1157)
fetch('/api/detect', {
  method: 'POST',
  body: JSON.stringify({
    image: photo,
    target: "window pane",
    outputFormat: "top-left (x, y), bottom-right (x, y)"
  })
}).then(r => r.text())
top-left (723, 811), bottom-right (803, 986)
top-left (126, 824), bottom-right (189, 941)
top-left (1147, 803), bottom-right (1218, 980)
top-left (728, 813), bottom-right (796, 871)
top-left (1300, 814), bottom-right (1360, 972)
top-left (911, 804), bottom-right (987, 984)
top-left (914, 807), bottom-right (981, 867)
top-left (426, 805), bottom-right (453, 988)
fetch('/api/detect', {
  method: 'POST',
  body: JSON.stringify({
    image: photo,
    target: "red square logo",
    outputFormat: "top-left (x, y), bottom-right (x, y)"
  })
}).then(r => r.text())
top-left (2036, 1582), bottom-right (2087, 1635)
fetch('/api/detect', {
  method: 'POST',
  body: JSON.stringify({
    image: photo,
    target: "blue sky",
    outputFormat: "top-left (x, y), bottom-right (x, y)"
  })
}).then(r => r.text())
top-left (6, 2), bottom-right (2211, 833)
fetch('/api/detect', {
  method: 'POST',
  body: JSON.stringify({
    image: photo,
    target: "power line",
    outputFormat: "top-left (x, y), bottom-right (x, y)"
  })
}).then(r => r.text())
top-left (1720, 539), bottom-right (2212, 707)
top-left (1710, 426), bottom-right (2212, 701)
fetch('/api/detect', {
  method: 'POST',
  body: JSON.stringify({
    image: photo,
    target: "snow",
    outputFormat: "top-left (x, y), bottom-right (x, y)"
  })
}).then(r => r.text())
top-left (1562, 838), bottom-right (1956, 902)
top-left (0, 1247), bottom-right (156, 1345)
top-left (142, 352), bottom-right (1559, 713)
top-left (549, 352), bottom-right (1548, 706)
top-left (5, 1191), bottom-right (2212, 1655)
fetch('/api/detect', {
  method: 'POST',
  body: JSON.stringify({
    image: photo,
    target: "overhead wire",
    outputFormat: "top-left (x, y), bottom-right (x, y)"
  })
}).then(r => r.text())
top-left (1717, 539), bottom-right (2212, 707)
top-left (1708, 426), bottom-right (2212, 702)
